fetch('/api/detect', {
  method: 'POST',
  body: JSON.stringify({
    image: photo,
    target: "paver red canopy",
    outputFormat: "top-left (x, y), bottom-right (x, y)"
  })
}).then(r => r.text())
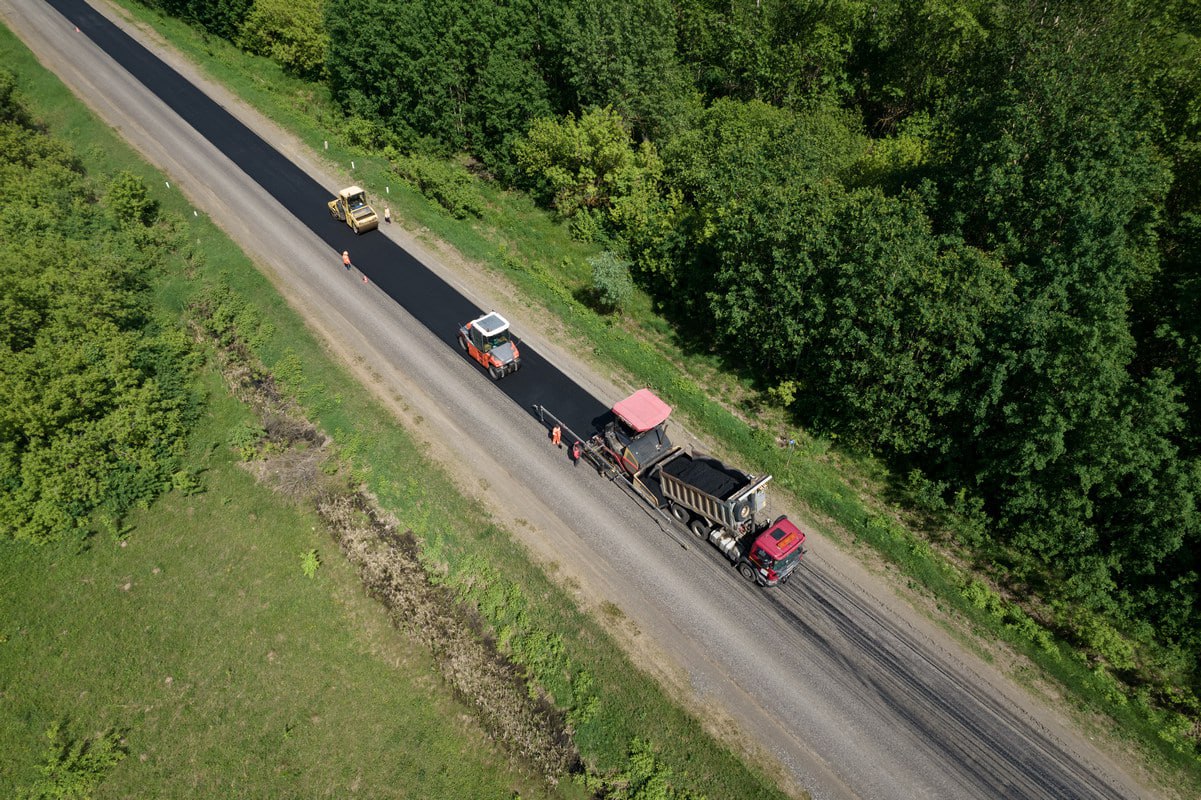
top-left (613, 389), bottom-right (672, 433)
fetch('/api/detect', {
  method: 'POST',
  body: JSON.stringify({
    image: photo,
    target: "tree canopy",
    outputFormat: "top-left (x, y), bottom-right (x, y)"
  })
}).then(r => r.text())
top-left (0, 72), bottom-right (194, 543)
top-left (323, 0), bottom-right (1201, 706)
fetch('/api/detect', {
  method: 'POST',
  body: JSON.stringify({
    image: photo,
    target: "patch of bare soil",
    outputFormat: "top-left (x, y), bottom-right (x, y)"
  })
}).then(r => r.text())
top-left (318, 496), bottom-right (580, 783)
top-left (190, 308), bottom-right (581, 785)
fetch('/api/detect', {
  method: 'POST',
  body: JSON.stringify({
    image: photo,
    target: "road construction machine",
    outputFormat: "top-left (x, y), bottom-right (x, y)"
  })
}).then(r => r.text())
top-left (538, 389), bottom-right (806, 586)
top-left (458, 312), bottom-right (522, 379)
top-left (327, 186), bottom-right (379, 234)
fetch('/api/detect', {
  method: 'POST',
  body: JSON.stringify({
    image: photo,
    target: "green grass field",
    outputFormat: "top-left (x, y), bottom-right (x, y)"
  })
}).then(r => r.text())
top-left (0, 372), bottom-right (560, 799)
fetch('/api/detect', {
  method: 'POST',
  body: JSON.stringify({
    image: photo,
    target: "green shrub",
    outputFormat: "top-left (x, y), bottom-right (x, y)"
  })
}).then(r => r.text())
top-left (0, 68), bottom-right (30, 123)
top-left (229, 422), bottom-right (266, 461)
top-left (300, 548), bottom-right (320, 579)
top-left (1089, 666), bottom-right (1130, 707)
top-left (901, 469), bottom-right (949, 516)
top-left (271, 350), bottom-right (305, 392)
top-left (569, 208), bottom-right (606, 243)
top-left (1060, 608), bottom-right (1137, 673)
top-left (568, 668), bottom-right (599, 726)
top-left (766, 380), bottom-right (799, 409)
top-left (590, 251), bottom-right (634, 313)
top-left (961, 579), bottom-right (1006, 622)
top-left (104, 170), bottom-right (159, 227)
top-left (19, 722), bottom-right (126, 800)
top-left (579, 738), bottom-right (705, 800)
top-left (1157, 709), bottom-right (1195, 752)
top-left (190, 280), bottom-right (274, 353)
top-left (1005, 612), bottom-right (1058, 655)
top-left (344, 115), bottom-right (395, 150)
top-left (236, 0), bottom-right (328, 80)
top-left (170, 468), bottom-right (205, 496)
top-left (0, 104), bottom-right (193, 544)
top-left (388, 152), bottom-right (482, 219)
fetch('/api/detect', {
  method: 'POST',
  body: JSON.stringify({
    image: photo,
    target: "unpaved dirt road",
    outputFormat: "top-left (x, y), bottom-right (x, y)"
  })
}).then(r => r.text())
top-left (1, 1), bottom-right (1165, 798)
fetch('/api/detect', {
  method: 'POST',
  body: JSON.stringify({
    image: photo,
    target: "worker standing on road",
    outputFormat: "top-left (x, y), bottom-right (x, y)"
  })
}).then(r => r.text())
top-left (342, 250), bottom-right (351, 270)
top-left (571, 440), bottom-right (581, 466)
top-left (551, 425), bottom-right (562, 448)
top-left (384, 207), bottom-right (391, 224)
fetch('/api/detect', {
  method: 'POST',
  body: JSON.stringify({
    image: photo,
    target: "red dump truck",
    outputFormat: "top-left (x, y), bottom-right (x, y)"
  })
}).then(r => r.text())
top-left (541, 389), bottom-right (806, 587)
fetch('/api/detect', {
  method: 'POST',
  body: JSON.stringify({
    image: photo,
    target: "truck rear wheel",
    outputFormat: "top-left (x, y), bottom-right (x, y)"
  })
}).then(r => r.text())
top-left (689, 518), bottom-right (709, 538)
top-left (669, 504), bottom-right (689, 524)
top-left (738, 563), bottom-right (758, 583)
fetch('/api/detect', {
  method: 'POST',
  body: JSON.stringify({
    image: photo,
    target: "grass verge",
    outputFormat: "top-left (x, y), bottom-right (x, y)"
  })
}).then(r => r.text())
top-left (0, 367), bottom-right (561, 799)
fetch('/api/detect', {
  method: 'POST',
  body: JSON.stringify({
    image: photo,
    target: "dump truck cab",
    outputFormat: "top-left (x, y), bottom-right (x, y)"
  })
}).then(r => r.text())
top-left (743, 516), bottom-right (806, 586)
top-left (602, 389), bottom-right (674, 476)
top-left (458, 312), bottom-right (521, 379)
top-left (327, 186), bottom-right (379, 234)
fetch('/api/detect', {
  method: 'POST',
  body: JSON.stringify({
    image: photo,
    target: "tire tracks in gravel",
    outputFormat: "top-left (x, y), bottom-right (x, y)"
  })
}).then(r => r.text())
top-left (772, 559), bottom-right (1128, 799)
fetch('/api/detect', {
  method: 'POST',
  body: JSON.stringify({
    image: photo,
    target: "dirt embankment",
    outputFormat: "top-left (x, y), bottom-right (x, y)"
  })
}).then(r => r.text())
top-left (189, 301), bottom-right (581, 785)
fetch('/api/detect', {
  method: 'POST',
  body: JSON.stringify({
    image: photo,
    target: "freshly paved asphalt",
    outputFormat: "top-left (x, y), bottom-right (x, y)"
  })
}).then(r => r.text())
top-left (45, 0), bottom-right (608, 436)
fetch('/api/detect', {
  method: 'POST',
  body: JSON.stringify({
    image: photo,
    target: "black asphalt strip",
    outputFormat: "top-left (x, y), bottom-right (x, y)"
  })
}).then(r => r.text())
top-left (47, 0), bottom-right (609, 436)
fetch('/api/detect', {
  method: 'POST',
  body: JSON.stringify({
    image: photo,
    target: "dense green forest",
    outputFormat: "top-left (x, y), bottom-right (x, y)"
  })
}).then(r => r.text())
top-left (0, 70), bottom-right (194, 544)
top-left (102, 0), bottom-right (1201, 749)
